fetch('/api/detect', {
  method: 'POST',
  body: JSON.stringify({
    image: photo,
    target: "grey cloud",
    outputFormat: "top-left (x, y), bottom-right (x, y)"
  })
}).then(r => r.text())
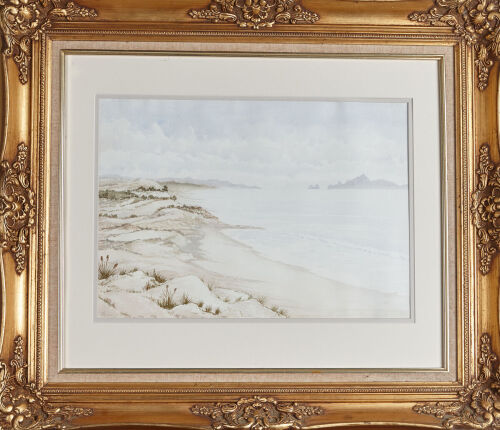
top-left (98, 98), bottom-right (408, 187)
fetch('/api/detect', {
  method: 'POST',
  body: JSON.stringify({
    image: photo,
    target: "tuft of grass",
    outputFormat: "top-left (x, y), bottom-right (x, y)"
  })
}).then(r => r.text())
top-left (197, 301), bottom-right (204, 308)
top-left (136, 186), bottom-right (158, 192)
top-left (98, 255), bottom-right (118, 280)
top-left (181, 293), bottom-right (191, 305)
top-left (256, 296), bottom-right (266, 306)
top-left (204, 305), bottom-right (212, 313)
top-left (214, 308), bottom-right (221, 315)
top-left (271, 305), bottom-right (279, 313)
top-left (277, 308), bottom-right (290, 318)
top-left (222, 297), bottom-right (231, 303)
top-left (177, 204), bottom-right (217, 219)
top-left (152, 270), bottom-right (167, 283)
top-left (143, 280), bottom-right (157, 291)
top-left (119, 269), bottom-right (128, 276)
top-left (155, 287), bottom-right (176, 310)
top-left (202, 279), bottom-right (215, 291)
top-left (128, 214), bottom-right (138, 218)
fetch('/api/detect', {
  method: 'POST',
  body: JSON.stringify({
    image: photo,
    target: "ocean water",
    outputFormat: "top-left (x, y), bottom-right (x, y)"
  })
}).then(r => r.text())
top-left (180, 187), bottom-right (410, 296)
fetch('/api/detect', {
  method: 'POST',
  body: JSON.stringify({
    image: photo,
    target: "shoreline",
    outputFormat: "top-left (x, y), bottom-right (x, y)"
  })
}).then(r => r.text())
top-left (195, 226), bottom-right (408, 318)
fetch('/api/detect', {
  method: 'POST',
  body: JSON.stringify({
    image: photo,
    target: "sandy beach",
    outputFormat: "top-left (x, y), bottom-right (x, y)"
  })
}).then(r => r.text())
top-left (97, 178), bottom-right (408, 319)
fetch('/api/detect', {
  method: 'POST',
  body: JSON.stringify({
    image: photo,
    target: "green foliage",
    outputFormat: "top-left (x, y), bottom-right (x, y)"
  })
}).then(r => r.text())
top-left (136, 186), bottom-right (159, 192)
top-left (99, 189), bottom-right (136, 200)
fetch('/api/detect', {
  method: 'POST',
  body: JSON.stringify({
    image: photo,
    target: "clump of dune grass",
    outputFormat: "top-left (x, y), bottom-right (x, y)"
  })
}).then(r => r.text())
top-left (98, 255), bottom-right (118, 280)
top-left (222, 297), bottom-right (231, 303)
top-left (178, 205), bottom-right (216, 219)
top-left (152, 270), bottom-right (166, 283)
top-left (205, 305), bottom-right (213, 313)
top-left (214, 308), bottom-right (221, 315)
top-left (272, 305), bottom-right (289, 318)
top-left (181, 293), bottom-right (191, 305)
top-left (143, 280), bottom-right (157, 291)
top-left (197, 301), bottom-right (204, 308)
top-left (155, 287), bottom-right (176, 310)
top-left (136, 186), bottom-right (158, 192)
top-left (99, 213), bottom-right (118, 218)
top-left (277, 308), bottom-right (289, 318)
top-left (256, 296), bottom-right (266, 305)
top-left (202, 279), bottom-right (215, 292)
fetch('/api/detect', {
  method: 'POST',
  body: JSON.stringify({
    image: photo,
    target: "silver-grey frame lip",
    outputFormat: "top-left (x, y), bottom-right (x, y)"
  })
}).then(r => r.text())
top-left (58, 50), bottom-right (449, 374)
top-left (91, 93), bottom-right (416, 325)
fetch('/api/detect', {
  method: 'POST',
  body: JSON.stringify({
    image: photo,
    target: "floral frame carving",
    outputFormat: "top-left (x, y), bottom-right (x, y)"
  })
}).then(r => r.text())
top-left (0, 0), bottom-right (497, 429)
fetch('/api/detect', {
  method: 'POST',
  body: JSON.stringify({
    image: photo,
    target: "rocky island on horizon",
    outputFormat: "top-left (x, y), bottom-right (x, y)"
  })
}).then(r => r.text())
top-left (328, 174), bottom-right (406, 190)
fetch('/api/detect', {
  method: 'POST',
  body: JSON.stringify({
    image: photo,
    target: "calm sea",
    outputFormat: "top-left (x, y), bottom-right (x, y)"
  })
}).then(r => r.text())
top-left (180, 187), bottom-right (410, 296)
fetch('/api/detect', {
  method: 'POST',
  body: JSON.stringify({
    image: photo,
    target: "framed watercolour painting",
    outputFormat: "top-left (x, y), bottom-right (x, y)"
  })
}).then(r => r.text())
top-left (96, 97), bottom-right (412, 320)
top-left (0, 0), bottom-right (498, 429)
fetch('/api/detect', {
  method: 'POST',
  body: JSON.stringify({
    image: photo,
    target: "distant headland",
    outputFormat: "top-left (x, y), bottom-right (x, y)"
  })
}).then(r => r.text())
top-left (327, 174), bottom-right (406, 190)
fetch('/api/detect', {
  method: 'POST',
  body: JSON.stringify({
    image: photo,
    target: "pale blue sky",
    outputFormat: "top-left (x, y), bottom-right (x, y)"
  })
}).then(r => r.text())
top-left (98, 98), bottom-right (409, 187)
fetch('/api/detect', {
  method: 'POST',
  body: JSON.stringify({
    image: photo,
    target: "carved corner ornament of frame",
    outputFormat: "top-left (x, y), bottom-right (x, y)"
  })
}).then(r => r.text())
top-left (409, 0), bottom-right (500, 90)
top-left (414, 333), bottom-right (500, 429)
top-left (0, 143), bottom-right (35, 274)
top-left (0, 336), bottom-right (93, 429)
top-left (191, 396), bottom-right (324, 430)
top-left (188, 0), bottom-right (320, 29)
top-left (471, 143), bottom-right (500, 275)
top-left (0, 0), bottom-right (97, 85)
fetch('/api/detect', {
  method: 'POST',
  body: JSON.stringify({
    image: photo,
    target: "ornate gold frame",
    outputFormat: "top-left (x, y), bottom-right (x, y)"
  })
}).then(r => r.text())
top-left (0, 0), bottom-right (497, 428)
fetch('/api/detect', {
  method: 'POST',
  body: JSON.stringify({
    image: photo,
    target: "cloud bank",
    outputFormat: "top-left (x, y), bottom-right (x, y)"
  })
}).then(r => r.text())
top-left (98, 98), bottom-right (409, 187)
